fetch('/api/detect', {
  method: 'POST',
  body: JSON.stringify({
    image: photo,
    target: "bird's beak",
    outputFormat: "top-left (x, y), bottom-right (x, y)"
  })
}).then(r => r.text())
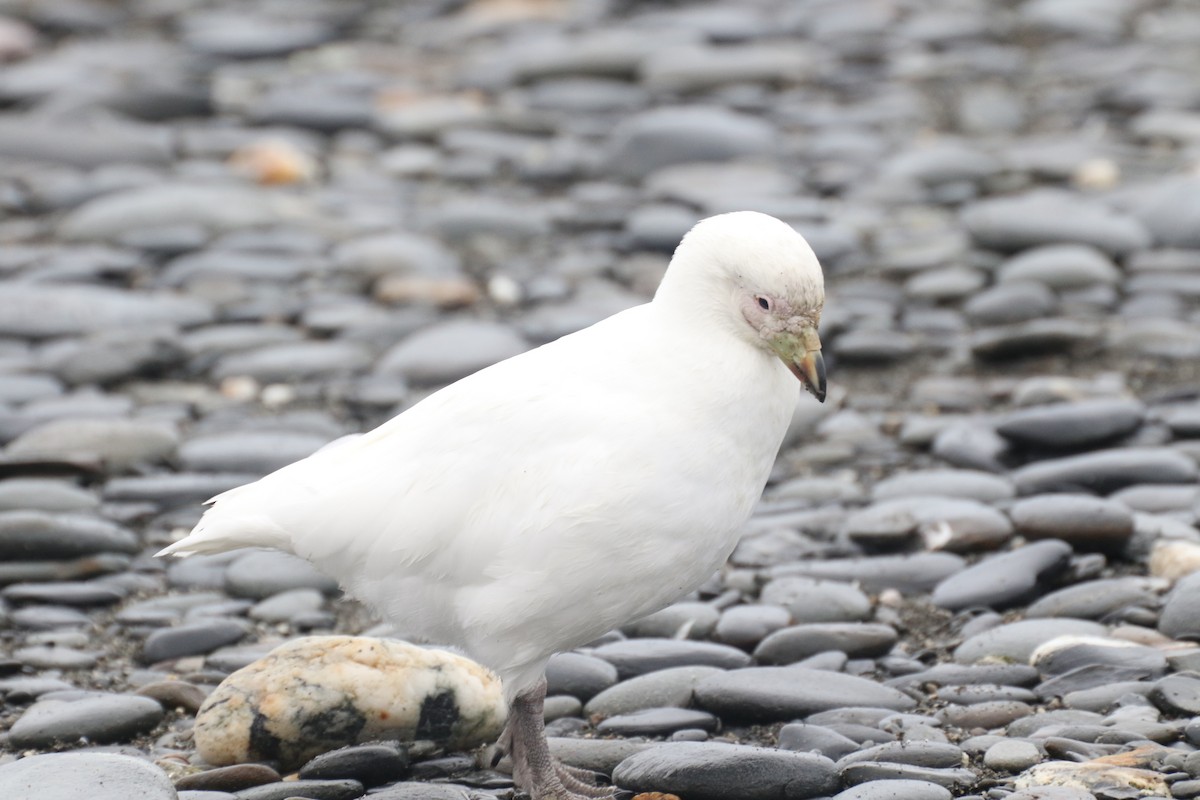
top-left (771, 325), bottom-right (826, 403)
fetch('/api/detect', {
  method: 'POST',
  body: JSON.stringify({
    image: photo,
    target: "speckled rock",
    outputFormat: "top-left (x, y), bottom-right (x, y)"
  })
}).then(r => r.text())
top-left (613, 741), bottom-right (837, 800)
top-left (193, 636), bottom-right (506, 769)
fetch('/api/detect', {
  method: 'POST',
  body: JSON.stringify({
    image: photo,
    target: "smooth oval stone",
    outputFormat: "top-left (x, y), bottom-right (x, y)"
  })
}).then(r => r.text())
top-left (604, 106), bottom-right (777, 179)
top-left (0, 479), bottom-right (98, 512)
top-left (0, 510), bottom-right (139, 558)
top-left (887, 663), bottom-right (1040, 690)
top-left (7, 416), bottom-right (180, 469)
top-left (840, 762), bottom-right (976, 788)
top-left (142, 619), bottom-right (250, 663)
top-left (996, 399), bottom-right (1144, 451)
top-left (1034, 637), bottom-right (1168, 679)
top-left (549, 737), bottom-right (657, 775)
top-left (0, 752), bottom-right (176, 800)
top-left (376, 320), bottom-right (530, 386)
top-left (363, 783), bottom-right (475, 800)
top-left (837, 741), bottom-right (965, 770)
top-left (589, 638), bottom-right (751, 679)
top-left (231, 779), bottom-right (364, 800)
top-left (832, 779), bottom-right (952, 800)
top-left (954, 619), bottom-right (1106, 664)
top-left (961, 189), bottom-right (1151, 256)
top-left (938, 685), bottom-right (1038, 705)
top-left (969, 319), bottom-right (1102, 361)
top-left (175, 764), bottom-right (282, 792)
top-left (0, 284), bottom-right (213, 340)
top-left (597, 707), bottom-right (719, 736)
top-left (964, 282), bottom-right (1057, 326)
top-left (983, 739), bottom-right (1043, 772)
top-left (3, 580), bottom-right (126, 607)
top-left (1009, 494), bottom-right (1134, 550)
top-left (872, 470), bottom-right (1015, 503)
top-left (778, 723), bottom-right (862, 760)
top-left (1160, 572), bottom-right (1200, 639)
top-left (996, 244), bottom-right (1121, 289)
top-left (1013, 447), bottom-right (1197, 495)
top-left (613, 741), bottom-right (836, 800)
top-left (584, 665), bottom-right (724, 717)
top-left (769, 553), bottom-right (965, 594)
top-left (931, 540), bottom-right (1073, 611)
top-left (104, 473), bottom-right (256, 508)
top-left (1026, 577), bottom-right (1162, 619)
top-left (759, 577), bottom-right (871, 623)
top-left (1151, 673), bottom-right (1200, 715)
top-left (754, 623), bottom-right (898, 665)
top-left (8, 692), bottom-right (164, 747)
top-left (622, 601), bottom-right (720, 640)
top-left (178, 431), bottom-right (332, 474)
top-left (545, 652), bottom-right (619, 703)
top-left (938, 700), bottom-right (1033, 729)
top-left (694, 667), bottom-right (917, 722)
top-left (714, 604), bottom-right (792, 648)
top-left (298, 743), bottom-right (409, 788)
top-left (224, 550), bottom-right (339, 599)
top-left (59, 182), bottom-right (298, 242)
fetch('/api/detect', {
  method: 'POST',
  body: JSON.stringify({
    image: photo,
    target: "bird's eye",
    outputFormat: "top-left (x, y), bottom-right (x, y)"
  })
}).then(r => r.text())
top-left (756, 295), bottom-right (771, 311)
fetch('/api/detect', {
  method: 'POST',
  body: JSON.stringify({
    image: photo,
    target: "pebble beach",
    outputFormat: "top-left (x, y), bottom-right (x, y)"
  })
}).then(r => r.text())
top-left (2, 1), bottom-right (1200, 799)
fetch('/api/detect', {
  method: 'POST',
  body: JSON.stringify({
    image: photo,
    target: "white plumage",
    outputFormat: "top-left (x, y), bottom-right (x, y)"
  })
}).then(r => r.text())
top-left (159, 211), bottom-right (826, 799)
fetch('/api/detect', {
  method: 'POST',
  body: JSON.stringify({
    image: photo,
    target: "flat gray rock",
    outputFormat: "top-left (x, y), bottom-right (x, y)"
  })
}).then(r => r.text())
top-left (589, 638), bottom-right (750, 679)
top-left (9, 692), bottom-right (164, 747)
top-left (694, 667), bottom-right (917, 722)
top-left (996, 399), bottom-right (1144, 450)
top-left (0, 511), bottom-right (139, 559)
top-left (954, 619), bottom-right (1106, 664)
top-left (832, 779), bottom-right (952, 800)
top-left (1009, 494), bottom-right (1134, 550)
top-left (759, 576), bottom-right (872, 623)
top-left (961, 189), bottom-right (1151, 256)
top-left (584, 665), bottom-right (724, 717)
top-left (0, 752), bottom-right (176, 800)
top-left (0, 284), bottom-right (212, 340)
top-left (931, 539), bottom-right (1072, 611)
top-left (1012, 447), bottom-right (1197, 495)
top-left (613, 741), bottom-right (836, 800)
top-left (754, 623), bottom-right (898, 665)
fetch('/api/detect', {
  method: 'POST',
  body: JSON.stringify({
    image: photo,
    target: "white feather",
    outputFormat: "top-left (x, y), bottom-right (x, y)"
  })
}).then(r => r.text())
top-left (158, 211), bottom-right (824, 698)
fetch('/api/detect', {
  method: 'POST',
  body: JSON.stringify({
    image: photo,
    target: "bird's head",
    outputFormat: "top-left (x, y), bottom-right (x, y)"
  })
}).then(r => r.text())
top-left (656, 211), bottom-right (827, 402)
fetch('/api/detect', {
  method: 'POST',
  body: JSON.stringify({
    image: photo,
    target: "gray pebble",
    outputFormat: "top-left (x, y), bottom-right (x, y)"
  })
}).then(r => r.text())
top-left (1009, 494), bottom-right (1134, 550)
top-left (1013, 447), bottom-right (1197, 495)
top-left (954, 619), bottom-right (1106, 664)
top-left (983, 739), bottom-right (1043, 772)
top-left (584, 665), bottom-right (723, 717)
top-left (224, 550), bottom-right (339, 599)
top-left (832, 779), bottom-right (953, 800)
top-left (545, 652), bottom-right (619, 703)
top-left (996, 399), bottom-right (1144, 451)
top-left (759, 576), bottom-right (871, 623)
top-left (142, 618), bottom-right (249, 663)
top-left (754, 623), bottom-right (898, 665)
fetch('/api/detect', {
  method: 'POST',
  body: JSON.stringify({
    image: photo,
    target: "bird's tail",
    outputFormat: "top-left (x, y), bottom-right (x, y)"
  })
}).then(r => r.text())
top-left (154, 484), bottom-right (293, 558)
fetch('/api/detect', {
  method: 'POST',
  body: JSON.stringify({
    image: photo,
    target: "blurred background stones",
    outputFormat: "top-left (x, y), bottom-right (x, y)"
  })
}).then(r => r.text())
top-left (2, 0), bottom-right (1200, 798)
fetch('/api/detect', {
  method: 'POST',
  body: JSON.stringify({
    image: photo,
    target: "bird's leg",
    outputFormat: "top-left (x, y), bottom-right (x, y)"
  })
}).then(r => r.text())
top-left (508, 678), bottom-right (620, 800)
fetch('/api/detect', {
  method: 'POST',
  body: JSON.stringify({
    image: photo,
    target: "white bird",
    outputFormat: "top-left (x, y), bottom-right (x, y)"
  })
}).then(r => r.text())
top-left (158, 211), bottom-right (827, 800)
